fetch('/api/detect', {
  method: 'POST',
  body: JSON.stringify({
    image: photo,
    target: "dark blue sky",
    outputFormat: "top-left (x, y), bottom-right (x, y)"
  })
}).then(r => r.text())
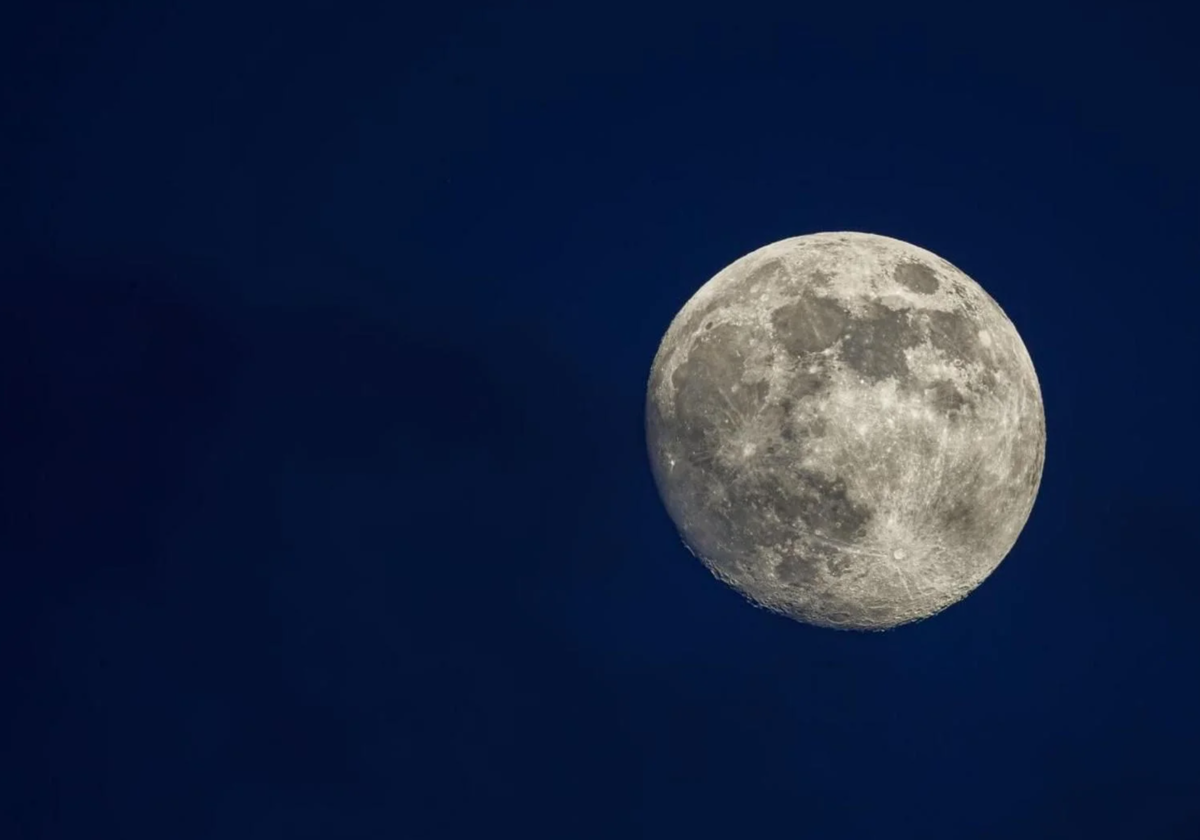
top-left (3, 2), bottom-right (1198, 838)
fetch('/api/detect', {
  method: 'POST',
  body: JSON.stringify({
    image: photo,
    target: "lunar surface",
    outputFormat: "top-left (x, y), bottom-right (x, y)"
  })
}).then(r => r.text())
top-left (645, 232), bottom-right (1045, 630)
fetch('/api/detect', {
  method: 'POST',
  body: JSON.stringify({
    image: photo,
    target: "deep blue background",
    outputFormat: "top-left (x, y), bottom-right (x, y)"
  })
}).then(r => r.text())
top-left (3, 2), bottom-right (1198, 838)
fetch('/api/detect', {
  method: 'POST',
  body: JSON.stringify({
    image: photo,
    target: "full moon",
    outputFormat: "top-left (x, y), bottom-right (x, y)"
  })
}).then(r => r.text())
top-left (645, 232), bottom-right (1045, 630)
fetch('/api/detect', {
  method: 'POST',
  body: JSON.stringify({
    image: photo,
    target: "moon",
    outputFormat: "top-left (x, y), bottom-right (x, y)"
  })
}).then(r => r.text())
top-left (645, 232), bottom-right (1045, 630)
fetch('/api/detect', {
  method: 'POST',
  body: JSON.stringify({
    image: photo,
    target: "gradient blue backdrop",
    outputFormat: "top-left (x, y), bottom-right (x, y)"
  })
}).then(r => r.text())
top-left (3, 2), bottom-right (1198, 838)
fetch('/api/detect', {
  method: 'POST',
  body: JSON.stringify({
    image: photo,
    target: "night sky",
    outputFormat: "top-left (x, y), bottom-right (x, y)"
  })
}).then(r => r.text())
top-left (3, 2), bottom-right (1198, 838)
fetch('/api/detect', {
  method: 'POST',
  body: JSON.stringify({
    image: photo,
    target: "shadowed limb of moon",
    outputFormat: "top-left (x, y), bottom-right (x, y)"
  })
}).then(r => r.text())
top-left (645, 232), bottom-right (1045, 631)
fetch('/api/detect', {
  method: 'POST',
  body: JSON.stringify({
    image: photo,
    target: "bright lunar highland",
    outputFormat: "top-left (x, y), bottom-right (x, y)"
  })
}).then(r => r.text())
top-left (646, 232), bottom-right (1045, 630)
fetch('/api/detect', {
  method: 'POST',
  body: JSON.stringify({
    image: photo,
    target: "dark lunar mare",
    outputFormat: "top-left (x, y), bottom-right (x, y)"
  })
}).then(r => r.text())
top-left (651, 305), bottom-right (876, 592)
